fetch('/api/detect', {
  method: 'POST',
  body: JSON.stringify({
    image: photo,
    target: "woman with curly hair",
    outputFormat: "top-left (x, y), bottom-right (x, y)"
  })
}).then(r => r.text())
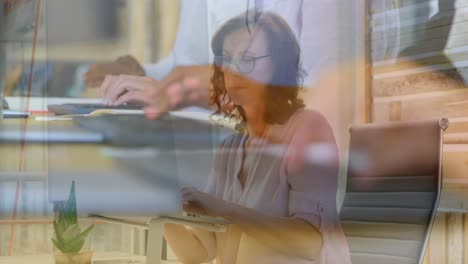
top-left (163, 11), bottom-right (351, 264)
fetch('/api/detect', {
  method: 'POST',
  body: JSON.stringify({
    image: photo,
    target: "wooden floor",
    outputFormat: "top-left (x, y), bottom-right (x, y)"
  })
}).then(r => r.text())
top-left (423, 212), bottom-right (468, 264)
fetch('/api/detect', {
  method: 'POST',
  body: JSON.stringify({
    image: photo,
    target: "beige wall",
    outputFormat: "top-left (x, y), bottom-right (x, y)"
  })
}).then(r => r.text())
top-left (33, 0), bottom-right (179, 63)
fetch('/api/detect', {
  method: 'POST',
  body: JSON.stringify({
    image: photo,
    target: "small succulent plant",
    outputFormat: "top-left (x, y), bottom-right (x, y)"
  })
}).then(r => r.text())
top-left (52, 181), bottom-right (94, 253)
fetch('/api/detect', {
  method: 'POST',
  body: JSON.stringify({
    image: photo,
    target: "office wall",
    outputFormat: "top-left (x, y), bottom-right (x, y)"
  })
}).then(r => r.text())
top-left (45, 0), bottom-right (120, 44)
top-left (370, 0), bottom-right (468, 123)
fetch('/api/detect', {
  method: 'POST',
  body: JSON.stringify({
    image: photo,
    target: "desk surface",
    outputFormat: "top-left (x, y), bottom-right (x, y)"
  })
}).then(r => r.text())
top-left (5, 96), bottom-right (101, 112)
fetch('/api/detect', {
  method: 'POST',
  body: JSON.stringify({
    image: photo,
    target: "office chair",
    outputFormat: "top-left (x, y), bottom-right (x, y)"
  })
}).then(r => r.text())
top-left (340, 118), bottom-right (448, 264)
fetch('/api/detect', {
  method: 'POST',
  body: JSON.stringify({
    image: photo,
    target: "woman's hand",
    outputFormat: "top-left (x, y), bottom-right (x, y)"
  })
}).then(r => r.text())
top-left (181, 187), bottom-right (230, 217)
top-left (181, 187), bottom-right (323, 260)
top-left (181, 185), bottom-right (324, 260)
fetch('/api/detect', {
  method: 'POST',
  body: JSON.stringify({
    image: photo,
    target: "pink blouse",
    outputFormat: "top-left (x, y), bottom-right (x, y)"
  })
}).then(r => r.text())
top-left (203, 110), bottom-right (351, 264)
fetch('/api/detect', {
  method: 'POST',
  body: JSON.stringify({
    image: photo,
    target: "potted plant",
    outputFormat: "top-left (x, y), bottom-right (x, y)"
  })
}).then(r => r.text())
top-left (52, 181), bottom-right (94, 264)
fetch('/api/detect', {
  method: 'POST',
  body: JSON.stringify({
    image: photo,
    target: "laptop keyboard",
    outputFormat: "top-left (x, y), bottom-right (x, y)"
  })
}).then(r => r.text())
top-left (73, 114), bottom-right (233, 148)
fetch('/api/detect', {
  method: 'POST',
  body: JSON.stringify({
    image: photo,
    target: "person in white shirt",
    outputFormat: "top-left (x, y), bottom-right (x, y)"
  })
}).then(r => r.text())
top-left (86, 0), bottom-right (339, 105)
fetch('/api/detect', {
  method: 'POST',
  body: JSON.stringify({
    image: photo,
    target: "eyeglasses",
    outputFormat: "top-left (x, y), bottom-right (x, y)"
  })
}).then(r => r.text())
top-left (214, 54), bottom-right (271, 74)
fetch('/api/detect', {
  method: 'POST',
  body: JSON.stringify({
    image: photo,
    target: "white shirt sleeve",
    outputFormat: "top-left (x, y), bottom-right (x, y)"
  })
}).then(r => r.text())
top-left (143, 55), bottom-right (175, 81)
top-left (143, 0), bottom-right (211, 80)
top-left (299, 0), bottom-right (339, 86)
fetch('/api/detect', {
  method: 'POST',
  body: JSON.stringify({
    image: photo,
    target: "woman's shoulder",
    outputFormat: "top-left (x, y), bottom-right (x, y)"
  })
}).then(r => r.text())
top-left (267, 109), bottom-right (334, 144)
top-left (289, 108), bottom-right (330, 127)
top-left (285, 109), bottom-right (340, 181)
top-left (281, 108), bottom-right (335, 141)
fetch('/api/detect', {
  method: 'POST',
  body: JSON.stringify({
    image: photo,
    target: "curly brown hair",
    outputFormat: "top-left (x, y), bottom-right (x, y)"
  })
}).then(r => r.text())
top-left (209, 11), bottom-right (305, 128)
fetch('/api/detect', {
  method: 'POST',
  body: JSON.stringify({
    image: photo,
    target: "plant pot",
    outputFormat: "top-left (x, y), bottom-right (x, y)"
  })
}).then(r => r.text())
top-left (54, 251), bottom-right (93, 264)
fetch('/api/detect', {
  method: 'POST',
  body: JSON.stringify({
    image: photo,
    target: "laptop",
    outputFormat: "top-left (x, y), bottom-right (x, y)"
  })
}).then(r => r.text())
top-left (2, 98), bottom-right (31, 118)
top-left (47, 143), bottom-right (228, 226)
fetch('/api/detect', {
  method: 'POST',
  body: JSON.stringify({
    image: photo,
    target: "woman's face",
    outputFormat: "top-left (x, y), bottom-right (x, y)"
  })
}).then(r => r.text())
top-left (221, 27), bottom-right (273, 108)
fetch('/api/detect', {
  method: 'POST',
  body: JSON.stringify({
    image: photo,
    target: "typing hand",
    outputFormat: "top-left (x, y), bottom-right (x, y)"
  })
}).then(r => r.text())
top-left (84, 55), bottom-right (145, 88)
top-left (144, 65), bottom-right (212, 119)
top-left (99, 65), bottom-right (212, 119)
top-left (181, 187), bottom-right (228, 217)
top-left (100, 75), bottom-right (157, 105)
